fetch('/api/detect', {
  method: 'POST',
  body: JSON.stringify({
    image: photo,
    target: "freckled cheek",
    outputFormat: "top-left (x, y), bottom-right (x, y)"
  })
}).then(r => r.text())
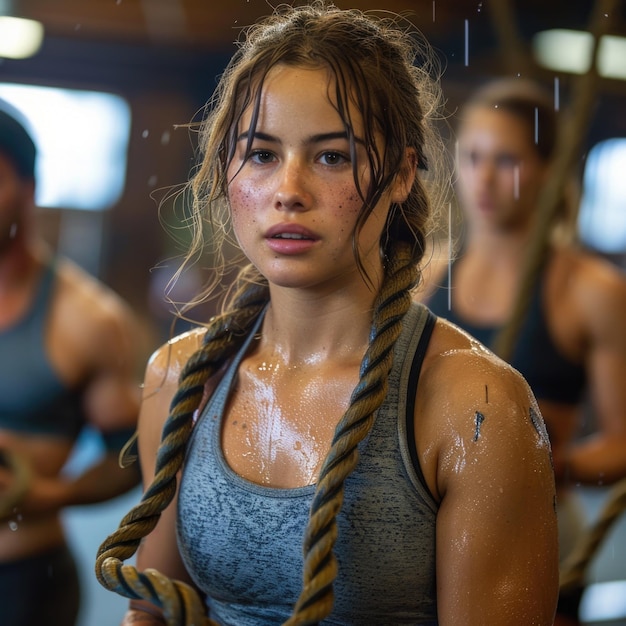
top-left (323, 187), bottom-right (362, 234)
top-left (228, 181), bottom-right (263, 229)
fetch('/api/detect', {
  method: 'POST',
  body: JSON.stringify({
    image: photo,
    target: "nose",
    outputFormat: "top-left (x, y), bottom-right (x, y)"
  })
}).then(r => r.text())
top-left (273, 157), bottom-right (310, 212)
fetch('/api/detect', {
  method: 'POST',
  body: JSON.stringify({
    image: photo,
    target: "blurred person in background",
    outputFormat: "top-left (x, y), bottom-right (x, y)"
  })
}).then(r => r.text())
top-left (417, 78), bottom-right (626, 625)
top-left (0, 102), bottom-right (143, 626)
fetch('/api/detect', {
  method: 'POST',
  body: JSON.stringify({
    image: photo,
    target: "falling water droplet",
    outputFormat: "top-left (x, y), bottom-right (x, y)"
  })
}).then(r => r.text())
top-left (8, 521), bottom-right (18, 531)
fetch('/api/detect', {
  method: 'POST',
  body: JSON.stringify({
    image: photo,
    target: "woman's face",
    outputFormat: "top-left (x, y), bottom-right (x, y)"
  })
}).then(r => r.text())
top-left (226, 64), bottom-right (409, 295)
top-left (456, 105), bottom-right (548, 234)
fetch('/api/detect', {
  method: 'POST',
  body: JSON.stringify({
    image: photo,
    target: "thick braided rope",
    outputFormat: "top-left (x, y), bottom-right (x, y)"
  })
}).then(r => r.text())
top-left (95, 282), bottom-right (268, 625)
top-left (560, 476), bottom-right (626, 593)
top-left (285, 243), bottom-right (418, 625)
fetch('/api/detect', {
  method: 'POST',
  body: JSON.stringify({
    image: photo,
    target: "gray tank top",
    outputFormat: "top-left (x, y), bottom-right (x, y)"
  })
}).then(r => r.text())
top-left (0, 260), bottom-right (84, 439)
top-left (177, 302), bottom-right (439, 625)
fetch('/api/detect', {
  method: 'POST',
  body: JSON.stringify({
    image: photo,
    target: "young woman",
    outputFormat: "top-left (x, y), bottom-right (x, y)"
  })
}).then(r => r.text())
top-left (97, 4), bottom-right (559, 625)
top-left (420, 78), bottom-right (626, 625)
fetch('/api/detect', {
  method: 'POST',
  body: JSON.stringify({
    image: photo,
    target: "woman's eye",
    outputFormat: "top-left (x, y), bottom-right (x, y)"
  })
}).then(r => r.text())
top-left (319, 151), bottom-right (348, 166)
top-left (249, 150), bottom-right (275, 164)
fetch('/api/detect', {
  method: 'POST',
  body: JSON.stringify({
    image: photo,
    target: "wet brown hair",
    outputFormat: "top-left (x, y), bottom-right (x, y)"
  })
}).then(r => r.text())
top-left (96, 3), bottom-right (448, 623)
top-left (460, 78), bottom-right (558, 162)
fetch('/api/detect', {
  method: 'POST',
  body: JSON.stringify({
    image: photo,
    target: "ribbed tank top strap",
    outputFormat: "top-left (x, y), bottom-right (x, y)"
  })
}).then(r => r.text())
top-left (0, 259), bottom-right (56, 344)
top-left (29, 260), bottom-right (57, 343)
top-left (396, 302), bottom-right (438, 510)
top-left (197, 308), bottom-right (267, 427)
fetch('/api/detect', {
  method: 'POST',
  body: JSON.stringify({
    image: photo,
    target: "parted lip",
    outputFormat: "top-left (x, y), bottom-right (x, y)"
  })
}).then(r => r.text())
top-left (265, 223), bottom-right (318, 240)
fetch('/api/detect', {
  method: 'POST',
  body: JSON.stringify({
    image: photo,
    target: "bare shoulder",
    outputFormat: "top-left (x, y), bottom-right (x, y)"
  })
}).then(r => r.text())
top-left (138, 327), bottom-right (207, 450)
top-left (561, 248), bottom-right (626, 332)
top-left (54, 257), bottom-right (134, 324)
top-left (423, 317), bottom-right (535, 411)
top-left (416, 317), bottom-right (550, 497)
top-left (46, 258), bottom-right (148, 380)
top-left (52, 257), bottom-right (139, 361)
top-left (571, 248), bottom-right (626, 298)
top-left (143, 327), bottom-right (206, 396)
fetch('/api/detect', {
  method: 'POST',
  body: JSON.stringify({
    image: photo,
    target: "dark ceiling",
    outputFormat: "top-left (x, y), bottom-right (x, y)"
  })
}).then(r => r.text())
top-left (7, 0), bottom-right (626, 143)
top-left (13, 0), bottom-right (625, 56)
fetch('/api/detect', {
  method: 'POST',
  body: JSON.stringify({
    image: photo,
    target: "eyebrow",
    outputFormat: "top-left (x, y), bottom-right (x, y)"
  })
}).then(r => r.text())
top-left (236, 130), bottom-right (352, 144)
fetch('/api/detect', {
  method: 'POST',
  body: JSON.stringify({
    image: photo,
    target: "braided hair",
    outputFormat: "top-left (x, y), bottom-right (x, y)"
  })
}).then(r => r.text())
top-left (96, 2), bottom-right (447, 623)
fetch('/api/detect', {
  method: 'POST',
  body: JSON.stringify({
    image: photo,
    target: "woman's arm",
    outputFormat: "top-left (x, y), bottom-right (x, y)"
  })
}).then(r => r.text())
top-left (125, 330), bottom-right (206, 623)
top-left (562, 256), bottom-right (626, 484)
top-left (420, 340), bottom-right (559, 625)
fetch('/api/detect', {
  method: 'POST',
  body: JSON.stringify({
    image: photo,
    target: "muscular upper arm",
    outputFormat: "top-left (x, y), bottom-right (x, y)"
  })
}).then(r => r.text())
top-left (82, 303), bottom-right (144, 434)
top-left (420, 343), bottom-right (558, 625)
top-left (53, 261), bottom-right (148, 434)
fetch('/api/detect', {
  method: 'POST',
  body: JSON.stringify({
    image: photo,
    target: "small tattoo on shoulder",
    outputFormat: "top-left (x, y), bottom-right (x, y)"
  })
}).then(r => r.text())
top-left (473, 411), bottom-right (485, 441)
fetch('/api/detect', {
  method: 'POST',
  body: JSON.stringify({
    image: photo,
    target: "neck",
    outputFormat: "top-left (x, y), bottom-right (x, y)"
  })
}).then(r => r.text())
top-left (259, 285), bottom-right (377, 367)
top-left (465, 222), bottom-right (533, 263)
top-left (0, 239), bottom-right (39, 285)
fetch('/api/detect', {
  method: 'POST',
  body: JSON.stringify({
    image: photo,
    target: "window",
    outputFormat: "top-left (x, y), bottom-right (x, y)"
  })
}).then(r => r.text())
top-left (0, 83), bottom-right (131, 210)
top-left (578, 138), bottom-right (626, 254)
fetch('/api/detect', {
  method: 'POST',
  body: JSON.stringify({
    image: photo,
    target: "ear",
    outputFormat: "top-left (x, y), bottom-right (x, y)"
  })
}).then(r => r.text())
top-left (390, 148), bottom-right (418, 203)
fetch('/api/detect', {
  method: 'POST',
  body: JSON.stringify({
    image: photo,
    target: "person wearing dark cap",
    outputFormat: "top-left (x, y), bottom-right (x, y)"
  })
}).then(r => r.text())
top-left (0, 103), bottom-right (143, 625)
